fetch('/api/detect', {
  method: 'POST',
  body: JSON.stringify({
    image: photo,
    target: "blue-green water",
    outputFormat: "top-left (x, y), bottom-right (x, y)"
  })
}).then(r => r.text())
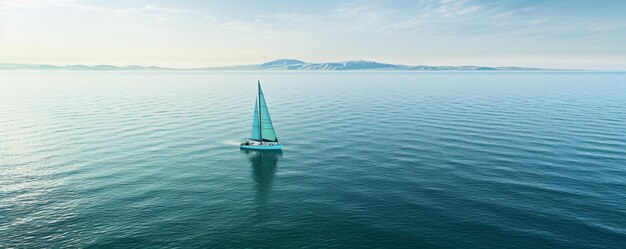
top-left (1, 71), bottom-right (625, 248)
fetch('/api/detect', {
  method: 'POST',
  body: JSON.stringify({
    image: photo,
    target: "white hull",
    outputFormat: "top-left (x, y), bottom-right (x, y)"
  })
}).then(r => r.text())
top-left (240, 139), bottom-right (283, 150)
top-left (240, 144), bottom-right (283, 150)
top-left (240, 142), bottom-right (283, 151)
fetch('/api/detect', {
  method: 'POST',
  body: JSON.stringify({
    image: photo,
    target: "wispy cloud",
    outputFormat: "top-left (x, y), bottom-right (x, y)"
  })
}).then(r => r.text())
top-left (434, 0), bottom-right (481, 18)
top-left (220, 2), bottom-right (392, 35)
top-left (383, 0), bottom-right (485, 31)
top-left (113, 5), bottom-right (194, 21)
top-left (220, 19), bottom-right (275, 34)
top-left (494, 6), bottom-right (534, 18)
top-left (331, 2), bottom-right (390, 23)
top-left (3, 0), bottom-right (106, 11)
top-left (4, 0), bottom-right (197, 20)
top-left (381, 0), bottom-right (548, 37)
top-left (3, 0), bottom-right (205, 35)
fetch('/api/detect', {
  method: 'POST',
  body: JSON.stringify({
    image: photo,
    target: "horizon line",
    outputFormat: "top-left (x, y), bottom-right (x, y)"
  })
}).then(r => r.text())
top-left (0, 59), bottom-right (589, 71)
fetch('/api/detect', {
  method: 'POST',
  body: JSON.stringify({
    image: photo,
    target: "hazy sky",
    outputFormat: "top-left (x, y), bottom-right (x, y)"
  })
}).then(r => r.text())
top-left (1, 0), bottom-right (625, 69)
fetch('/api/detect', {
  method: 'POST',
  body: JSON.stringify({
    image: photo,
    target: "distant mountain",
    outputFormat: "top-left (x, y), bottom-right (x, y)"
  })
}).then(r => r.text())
top-left (255, 59), bottom-right (400, 70)
top-left (0, 60), bottom-right (549, 71)
top-left (189, 59), bottom-right (547, 71)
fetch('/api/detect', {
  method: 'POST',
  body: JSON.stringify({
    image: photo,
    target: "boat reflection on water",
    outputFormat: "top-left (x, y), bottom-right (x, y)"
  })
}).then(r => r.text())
top-left (241, 149), bottom-right (282, 206)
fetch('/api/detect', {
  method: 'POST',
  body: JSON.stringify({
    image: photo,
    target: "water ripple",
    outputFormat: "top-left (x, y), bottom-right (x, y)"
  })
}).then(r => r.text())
top-left (1, 71), bottom-right (626, 248)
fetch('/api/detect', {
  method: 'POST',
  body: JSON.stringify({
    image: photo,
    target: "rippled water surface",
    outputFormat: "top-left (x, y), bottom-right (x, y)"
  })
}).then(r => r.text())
top-left (1, 71), bottom-right (625, 248)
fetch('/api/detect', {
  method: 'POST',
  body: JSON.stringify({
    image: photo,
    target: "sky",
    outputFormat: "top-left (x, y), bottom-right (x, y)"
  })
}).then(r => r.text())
top-left (0, 0), bottom-right (625, 69)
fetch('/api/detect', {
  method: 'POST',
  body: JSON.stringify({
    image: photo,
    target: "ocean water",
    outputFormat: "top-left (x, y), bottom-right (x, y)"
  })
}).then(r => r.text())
top-left (1, 71), bottom-right (625, 248)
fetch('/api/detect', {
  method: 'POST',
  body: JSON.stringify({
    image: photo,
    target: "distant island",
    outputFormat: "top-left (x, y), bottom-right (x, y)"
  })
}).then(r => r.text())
top-left (0, 59), bottom-right (552, 71)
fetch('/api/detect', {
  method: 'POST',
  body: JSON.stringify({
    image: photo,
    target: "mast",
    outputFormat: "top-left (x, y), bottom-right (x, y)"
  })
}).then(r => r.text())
top-left (258, 80), bottom-right (263, 145)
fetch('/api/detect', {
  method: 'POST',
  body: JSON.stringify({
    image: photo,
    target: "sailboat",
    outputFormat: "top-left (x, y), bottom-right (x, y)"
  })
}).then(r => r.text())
top-left (240, 81), bottom-right (284, 150)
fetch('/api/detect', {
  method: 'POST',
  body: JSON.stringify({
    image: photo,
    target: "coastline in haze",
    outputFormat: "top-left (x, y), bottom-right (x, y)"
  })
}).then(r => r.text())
top-left (0, 59), bottom-right (557, 71)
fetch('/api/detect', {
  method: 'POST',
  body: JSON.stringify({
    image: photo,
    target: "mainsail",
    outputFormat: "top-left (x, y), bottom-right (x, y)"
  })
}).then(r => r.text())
top-left (250, 97), bottom-right (261, 140)
top-left (251, 82), bottom-right (278, 142)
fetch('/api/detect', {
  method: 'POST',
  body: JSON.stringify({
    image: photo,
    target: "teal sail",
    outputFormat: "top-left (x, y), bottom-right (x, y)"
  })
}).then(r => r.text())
top-left (250, 97), bottom-right (261, 140)
top-left (257, 82), bottom-right (278, 142)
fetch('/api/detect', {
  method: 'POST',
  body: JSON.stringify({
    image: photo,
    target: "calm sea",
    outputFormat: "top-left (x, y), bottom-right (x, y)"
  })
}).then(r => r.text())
top-left (1, 71), bottom-right (625, 248)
